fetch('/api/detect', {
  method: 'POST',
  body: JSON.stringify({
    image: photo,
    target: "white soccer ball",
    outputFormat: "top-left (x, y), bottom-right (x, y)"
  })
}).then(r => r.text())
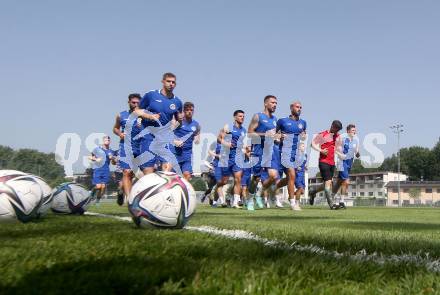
top-left (51, 182), bottom-right (93, 214)
top-left (128, 171), bottom-right (197, 229)
top-left (28, 176), bottom-right (53, 217)
top-left (0, 170), bottom-right (43, 223)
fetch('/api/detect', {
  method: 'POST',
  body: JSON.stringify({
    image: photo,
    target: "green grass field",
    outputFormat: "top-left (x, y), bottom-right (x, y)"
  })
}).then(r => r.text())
top-left (1, 204), bottom-right (440, 294)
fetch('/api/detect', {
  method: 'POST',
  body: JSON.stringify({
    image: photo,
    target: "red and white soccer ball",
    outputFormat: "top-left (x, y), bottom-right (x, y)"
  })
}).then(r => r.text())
top-left (128, 171), bottom-right (197, 229)
top-left (0, 170), bottom-right (43, 223)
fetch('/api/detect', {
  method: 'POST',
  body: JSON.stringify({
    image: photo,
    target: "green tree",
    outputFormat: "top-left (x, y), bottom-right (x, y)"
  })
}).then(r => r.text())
top-left (0, 145), bottom-right (65, 187)
top-left (408, 188), bottom-right (421, 200)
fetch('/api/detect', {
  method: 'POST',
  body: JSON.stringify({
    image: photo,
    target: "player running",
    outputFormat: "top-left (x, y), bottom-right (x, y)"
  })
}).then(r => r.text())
top-left (218, 110), bottom-right (247, 209)
top-left (89, 135), bottom-right (116, 205)
top-left (333, 124), bottom-right (360, 208)
top-left (277, 101), bottom-right (307, 211)
top-left (135, 73), bottom-right (183, 175)
top-left (292, 142), bottom-right (308, 211)
top-left (248, 95), bottom-right (282, 209)
top-left (309, 120), bottom-right (343, 209)
top-left (172, 101), bottom-right (201, 181)
top-left (112, 93), bottom-right (143, 205)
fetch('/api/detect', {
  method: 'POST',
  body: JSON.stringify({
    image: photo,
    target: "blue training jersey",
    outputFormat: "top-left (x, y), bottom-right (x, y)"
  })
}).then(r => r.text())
top-left (173, 118), bottom-right (200, 156)
top-left (251, 112), bottom-right (278, 156)
top-left (226, 122), bottom-right (246, 160)
top-left (92, 146), bottom-right (115, 171)
top-left (140, 90), bottom-right (183, 129)
top-left (276, 117), bottom-right (307, 153)
top-left (119, 110), bottom-right (142, 148)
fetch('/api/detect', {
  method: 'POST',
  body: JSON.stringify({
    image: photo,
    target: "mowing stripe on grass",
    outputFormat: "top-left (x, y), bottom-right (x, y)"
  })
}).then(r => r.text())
top-left (85, 211), bottom-right (440, 273)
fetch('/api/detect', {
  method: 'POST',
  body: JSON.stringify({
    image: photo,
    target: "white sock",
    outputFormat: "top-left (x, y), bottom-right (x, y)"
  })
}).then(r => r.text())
top-left (340, 195), bottom-right (346, 203)
top-left (256, 183), bottom-right (263, 198)
top-left (289, 198), bottom-right (296, 205)
top-left (233, 194), bottom-right (240, 205)
top-left (219, 196), bottom-right (225, 204)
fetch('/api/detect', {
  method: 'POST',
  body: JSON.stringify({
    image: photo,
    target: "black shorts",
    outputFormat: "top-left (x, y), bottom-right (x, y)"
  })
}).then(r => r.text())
top-left (319, 162), bottom-right (335, 182)
top-left (114, 171), bottom-right (123, 183)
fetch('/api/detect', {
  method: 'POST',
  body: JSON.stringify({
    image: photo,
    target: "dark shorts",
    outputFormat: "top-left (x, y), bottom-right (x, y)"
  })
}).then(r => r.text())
top-left (319, 162), bottom-right (335, 182)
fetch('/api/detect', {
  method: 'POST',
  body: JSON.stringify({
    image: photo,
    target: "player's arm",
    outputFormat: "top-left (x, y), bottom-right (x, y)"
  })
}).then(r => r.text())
top-left (208, 149), bottom-right (219, 159)
top-left (133, 109), bottom-right (160, 121)
top-left (311, 135), bottom-right (327, 155)
top-left (194, 124), bottom-right (201, 144)
top-left (218, 125), bottom-right (232, 148)
top-left (113, 114), bottom-right (124, 140)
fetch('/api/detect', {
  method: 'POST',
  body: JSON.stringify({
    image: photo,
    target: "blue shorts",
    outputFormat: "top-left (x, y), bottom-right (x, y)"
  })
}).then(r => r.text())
top-left (241, 168), bottom-right (251, 187)
top-left (214, 166), bottom-right (223, 182)
top-left (139, 137), bottom-right (168, 170)
top-left (338, 160), bottom-right (353, 180)
top-left (261, 167), bottom-right (281, 182)
top-left (251, 149), bottom-right (280, 178)
top-left (295, 171), bottom-right (306, 189)
top-left (118, 143), bottom-right (140, 170)
top-left (178, 159), bottom-right (193, 174)
top-left (221, 160), bottom-right (243, 177)
top-left (93, 169), bottom-right (110, 185)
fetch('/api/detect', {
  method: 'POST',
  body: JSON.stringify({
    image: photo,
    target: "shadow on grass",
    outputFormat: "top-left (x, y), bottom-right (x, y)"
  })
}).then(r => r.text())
top-left (0, 255), bottom-right (199, 295)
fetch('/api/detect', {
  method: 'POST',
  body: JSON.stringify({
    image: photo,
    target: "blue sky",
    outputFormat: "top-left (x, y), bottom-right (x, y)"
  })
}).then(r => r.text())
top-left (1, 0), bottom-right (439, 172)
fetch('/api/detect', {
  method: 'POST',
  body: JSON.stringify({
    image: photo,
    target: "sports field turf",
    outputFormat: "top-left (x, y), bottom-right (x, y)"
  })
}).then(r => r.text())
top-left (1, 204), bottom-right (440, 294)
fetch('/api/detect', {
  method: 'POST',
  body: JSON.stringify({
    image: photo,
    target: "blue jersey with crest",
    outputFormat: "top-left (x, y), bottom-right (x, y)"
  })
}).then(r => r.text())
top-left (251, 112), bottom-right (278, 156)
top-left (119, 110), bottom-right (142, 151)
top-left (277, 117), bottom-right (307, 163)
top-left (140, 90), bottom-right (183, 129)
top-left (173, 119), bottom-right (200, 160)
top-left (226, 123), bottom-right (246, 160)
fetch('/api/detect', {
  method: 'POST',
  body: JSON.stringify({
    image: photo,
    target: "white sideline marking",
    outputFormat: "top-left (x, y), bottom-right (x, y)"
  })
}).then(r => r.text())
top-left (85, 212), bottom-right (440, 273)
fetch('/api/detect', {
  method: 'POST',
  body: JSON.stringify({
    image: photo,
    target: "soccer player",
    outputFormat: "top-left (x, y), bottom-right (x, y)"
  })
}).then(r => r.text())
top-left (241, 146), bottom-right (253, 210)
top-left (89, 135), bottom-right (116, 204)
top-left (292, 142), bottom-right (308, 211)
top-left (135, 73), bottom-right (183, 175)
top-left (112, 93), bottom-right (143, 205)
top-left (248, 95), bottom-right (281, 209)
top-left (333, 124), bottom-right (360, 209)
top-left (218, 110), bottom-right (247, 209)
top-left (172, 101), bottom-right (201, 181)
top-left (309, 120), bottom-right (343, 209)
top-left (277, 101), bottom-right (307, 211)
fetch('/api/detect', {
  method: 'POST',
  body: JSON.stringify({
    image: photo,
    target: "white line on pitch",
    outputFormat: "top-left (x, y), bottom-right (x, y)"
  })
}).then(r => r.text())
top-left (85, 211), bottom-right (440, 273)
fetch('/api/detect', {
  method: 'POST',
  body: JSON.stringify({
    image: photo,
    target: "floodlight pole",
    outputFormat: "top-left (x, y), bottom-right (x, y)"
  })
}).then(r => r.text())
top-left (390, 124), bottom-right (404, 207)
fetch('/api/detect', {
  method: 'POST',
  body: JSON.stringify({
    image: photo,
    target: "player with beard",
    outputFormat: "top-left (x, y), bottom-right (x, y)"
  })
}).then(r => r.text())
top-left (135, 72), bottom-right (183, 175)
top-left (248, 95), bottom-right (281, 209)
top-left (218, 110), bottom-right (247, 209)
top-left (309, 120), bottom-right (343, 209)
top-left (112, 93), bottom-right (143, 205)
top-left (276, 101), bottom-right (307, 211)
top-left (172, 101), bottom-right (201, 181)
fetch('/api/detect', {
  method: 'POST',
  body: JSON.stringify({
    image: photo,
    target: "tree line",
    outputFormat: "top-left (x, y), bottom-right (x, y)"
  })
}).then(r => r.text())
top-left (0, 145), bottom-right (66, 187)
top-left (350, 138), bottom-right (440, 181)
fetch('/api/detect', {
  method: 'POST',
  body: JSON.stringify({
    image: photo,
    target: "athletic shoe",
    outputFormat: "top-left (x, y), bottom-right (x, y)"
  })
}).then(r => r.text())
top-left (247, 199), bottom-right (255, 211)
top-left (330, 204), bottom-right (340, 210)
top-left (293, 204), bottom-right (302, 211)
top-left (233, 204), bottom-right (242, 209)
top-left (117, 191), bottom-right (124, 206)
top-left (211, 202), bottom-right (218, 208)
top-left (275, 200), bottom-right (284, 208)
top-left (255, 196), bottom-right (264, 209)
top-left (339, 202), bottom-right (346, 209)
top-left (308, 189), bottom-right (316, 205)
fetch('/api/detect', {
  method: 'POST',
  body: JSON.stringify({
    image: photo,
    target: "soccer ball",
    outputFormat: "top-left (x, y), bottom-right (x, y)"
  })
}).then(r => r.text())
top-left (0, 170), bottom-right (43, 223)
top-left (29, 176), bottom-right (53, 217)
top-left (51, 182), bottom-right (93, 214)
top-left (128, 171), bottom-right (196, 229)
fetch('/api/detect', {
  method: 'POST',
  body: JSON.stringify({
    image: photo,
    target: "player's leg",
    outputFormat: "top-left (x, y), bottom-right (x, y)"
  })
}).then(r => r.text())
top-left (232, 167), bottom-right (243, 209)
top-left (339, 179), bottom-right (349, 208)
top-left (181, 160), bottom-right (193, 181)
top-left (286, 167), bottom-right (296, 207)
